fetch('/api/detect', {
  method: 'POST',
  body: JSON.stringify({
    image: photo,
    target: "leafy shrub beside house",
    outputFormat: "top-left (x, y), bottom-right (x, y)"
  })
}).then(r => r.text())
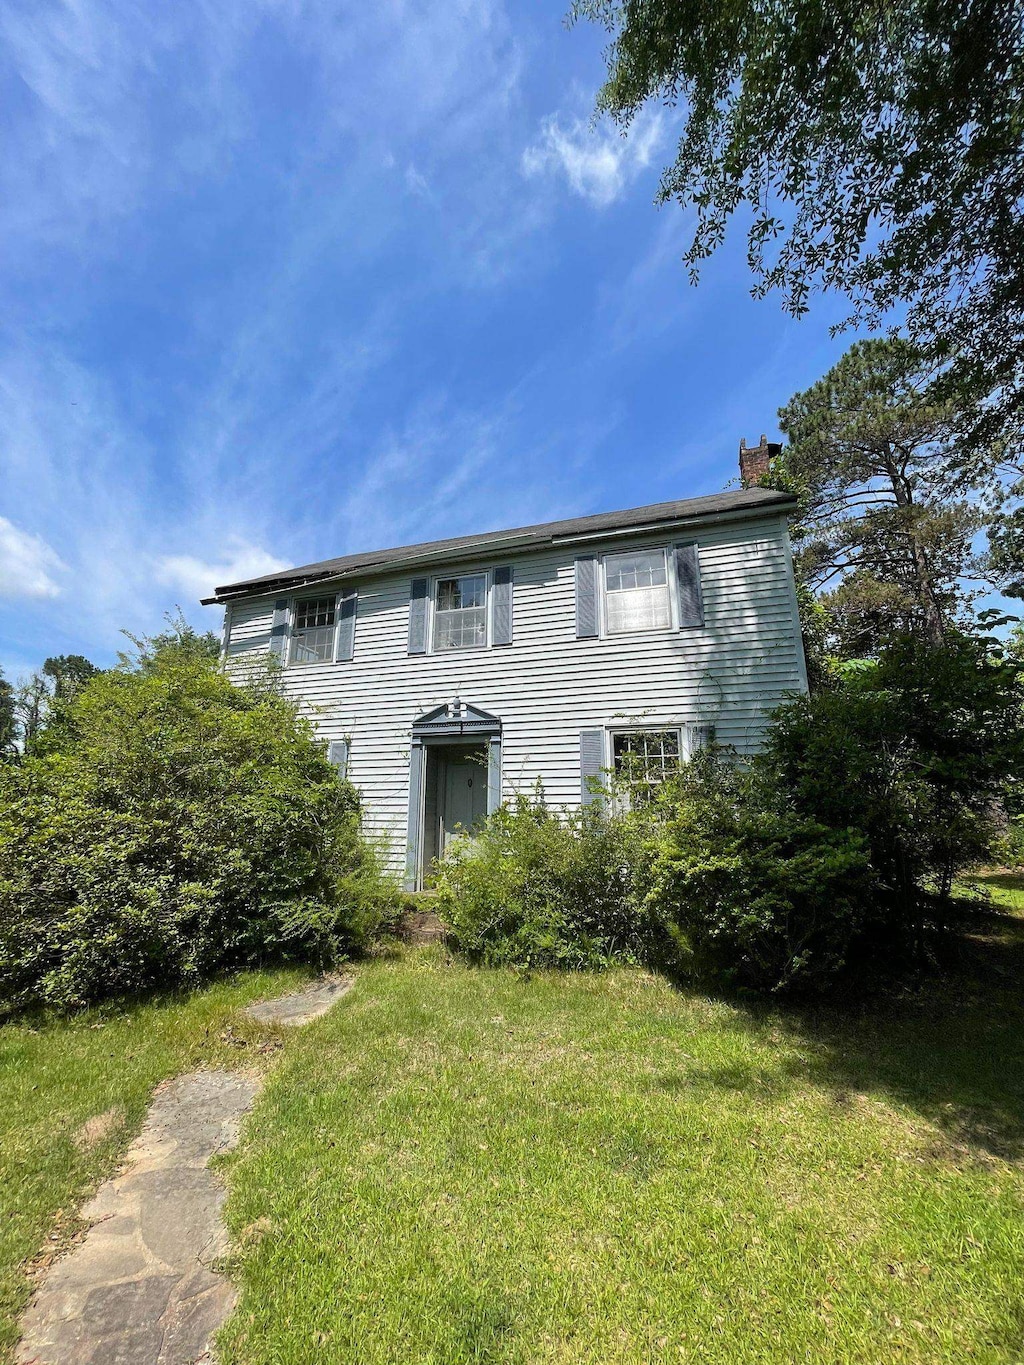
top-left (0, 631), bottom-right (399, 1013)
top-left (646, 756), bottom-right (872, 992)
top-left (439, 632), bottom-right (1023, 994)
top-left (435, 790), bottom-right (658, 970)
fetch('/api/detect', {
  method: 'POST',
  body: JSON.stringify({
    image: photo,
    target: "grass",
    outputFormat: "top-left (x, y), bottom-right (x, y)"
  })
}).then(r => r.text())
top-left (0, 965), bottom-right (310, 1363)
top-left (3, 882), bottom-right (1023, 1364)
top-left (969, 867), bottom-right (1024, 914)
top-left (217, 892), bottom-right (1024, 1365)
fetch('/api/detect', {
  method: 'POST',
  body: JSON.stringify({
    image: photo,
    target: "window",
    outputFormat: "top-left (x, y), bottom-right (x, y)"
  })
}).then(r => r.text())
top-left (434, 574), bottom-right (487, 650)
top-left (289, 595), bottom-right (336, 663)
top-left (612, 729), bottom-right (681, 798)
top-left (604, 549), bottom-right (671, 633)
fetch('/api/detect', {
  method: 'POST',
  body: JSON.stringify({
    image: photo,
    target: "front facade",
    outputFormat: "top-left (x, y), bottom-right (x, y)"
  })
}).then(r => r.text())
top-left (205, 484), bottom-right (807, 888)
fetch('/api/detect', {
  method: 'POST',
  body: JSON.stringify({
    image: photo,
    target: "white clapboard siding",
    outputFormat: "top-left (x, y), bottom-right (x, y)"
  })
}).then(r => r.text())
top-left (223, 513), bottom-right (807, 868)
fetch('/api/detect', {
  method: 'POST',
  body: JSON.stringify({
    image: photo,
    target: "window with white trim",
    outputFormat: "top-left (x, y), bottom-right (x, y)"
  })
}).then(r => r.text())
top-left (433, 573), bottom-right (487, 650)
top-left (612, 728), bottom-right (682, 799)
top-left (289, 595), bottom-right (336, 664)
top-left (603, 548), bottom-right (671, 634)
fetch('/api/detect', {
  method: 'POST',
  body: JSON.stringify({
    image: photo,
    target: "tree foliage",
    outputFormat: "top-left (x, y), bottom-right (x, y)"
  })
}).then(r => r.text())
top-left (0, 668), bottom-right (15, 761)
top-left (41, 654), bottom-right (100, 702)
top-left (772, 337), bottom-right (983, 654)
top-left (574, 0), bottom-right (1024, 448)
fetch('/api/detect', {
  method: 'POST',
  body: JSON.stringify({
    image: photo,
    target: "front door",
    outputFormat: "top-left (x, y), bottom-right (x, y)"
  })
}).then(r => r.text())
top-left (441, 753), bottom-right (488, 852)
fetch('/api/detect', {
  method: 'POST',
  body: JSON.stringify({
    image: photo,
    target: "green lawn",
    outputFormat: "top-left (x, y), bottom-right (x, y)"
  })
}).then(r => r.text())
top-left (219, 895), bottom-right (1024, 1365)
top-left (971, 867), bottom-right (1024, 914)
top-left (3, 884), bottom-right (1024, 1364)
top-left (0, 965), bottom-right (310, 1363)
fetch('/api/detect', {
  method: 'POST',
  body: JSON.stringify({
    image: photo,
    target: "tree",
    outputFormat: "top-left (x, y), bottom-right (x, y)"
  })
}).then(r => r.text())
top-left (985, 481), bottom-right (1024, 597)
top-left (13, 673), bottom-right (50, 750)
top-left (773, 338), bottom-right (982, 654)
top-left (41, 654), bottom-right (99, 702)
top-left (120, 608), bottom-right (220, 672)
top-left (0, 668), bottom-right (16, 760)
top-left (573, 0), bottom-right (1024, 451)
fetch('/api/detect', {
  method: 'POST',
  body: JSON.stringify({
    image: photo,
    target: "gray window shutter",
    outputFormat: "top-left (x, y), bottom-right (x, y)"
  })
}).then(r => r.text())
top-left (487, 738), bottom-right (502, 813)
top-left (689, 723), bottom-right (716, 753)
top-left (492, 565), bottom-right (513, 646)
top-left (327, 739), bottom-right (349, 778)
top-left (269, 598), bottom-right (290, 660)
top-left (579, 729), bottom-right (605, 805)
top-left (335, 586), bottom-right (357, 661)
top-left (220, 604), bottom-right (233, 663)
top-left (405, 742), bottom-right (426, 890)
top-left (408, 577), bottom-right (429, 654)
top-left (675, 542), bottom-right (704, 628)
top-left (575, 556), bottom-right (600, 638)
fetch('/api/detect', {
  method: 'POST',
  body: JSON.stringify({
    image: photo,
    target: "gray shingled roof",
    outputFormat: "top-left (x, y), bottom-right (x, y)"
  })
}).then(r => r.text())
top-left (201, 485), bottom-right (795, 604)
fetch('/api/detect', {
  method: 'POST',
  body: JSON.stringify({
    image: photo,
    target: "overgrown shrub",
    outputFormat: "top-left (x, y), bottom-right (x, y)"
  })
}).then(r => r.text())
top-left (763, 632), bottom-right (1023, 939)
top-left (0, 633), bottom-right (399, 1012)
top-left (647, 756), bottom-right (872, 992)
top-left (438, 631), bottom-right (1022, 994)
top-left (435, 788), bottom-right (658, 969)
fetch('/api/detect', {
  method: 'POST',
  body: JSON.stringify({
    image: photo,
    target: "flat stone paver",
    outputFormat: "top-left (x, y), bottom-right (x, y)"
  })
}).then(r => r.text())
top-left (19, 1070), bottom-right (260, 1365)
top-left (243, 975), bottom-right (352, 1026)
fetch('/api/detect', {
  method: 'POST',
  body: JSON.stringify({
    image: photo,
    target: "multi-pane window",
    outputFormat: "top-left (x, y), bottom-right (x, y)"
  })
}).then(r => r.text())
top-left (612, 729), bottom-right (681, 798)
top-left (604, 549), bottom-right (671, 633)
top-left (290, 595), bottom-right (336, 664)
top-left (434, 574), bottom-right (487, 650)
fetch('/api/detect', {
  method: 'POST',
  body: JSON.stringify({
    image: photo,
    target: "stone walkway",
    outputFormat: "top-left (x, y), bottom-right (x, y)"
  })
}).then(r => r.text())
top-left (243, 974), bottom-right (351, 1027)
top-left (18, 977), bottom-right (352, 1365)
top-left (18, 1070), bottom-right (259, 1365)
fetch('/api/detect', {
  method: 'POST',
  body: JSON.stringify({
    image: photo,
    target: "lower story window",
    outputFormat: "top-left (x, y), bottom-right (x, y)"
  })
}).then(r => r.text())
top-left (290, 595), bottom-right (336, 663)
top-left (612, 729), bottom-right (681, 797)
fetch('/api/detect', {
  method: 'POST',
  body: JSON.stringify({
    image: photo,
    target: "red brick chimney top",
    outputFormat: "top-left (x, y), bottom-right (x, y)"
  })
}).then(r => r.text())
top-left (739, 434), bottom-right (782, 487)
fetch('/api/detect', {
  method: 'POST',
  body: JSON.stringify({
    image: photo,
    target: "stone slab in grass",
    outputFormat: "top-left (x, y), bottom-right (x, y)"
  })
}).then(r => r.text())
top-left (18, 1069), bottom-right (259, 1365)
top-left (243, 976), bottom-right (352, 1027)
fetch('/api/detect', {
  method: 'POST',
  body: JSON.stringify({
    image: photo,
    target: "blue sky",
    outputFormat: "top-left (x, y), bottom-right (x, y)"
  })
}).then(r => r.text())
top-left (0, 0), bottom-right (861, 678)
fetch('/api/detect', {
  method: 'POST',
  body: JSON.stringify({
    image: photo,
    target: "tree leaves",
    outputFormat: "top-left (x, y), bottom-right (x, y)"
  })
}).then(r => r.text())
top-left (574, 0), bottom-right (1024, 449)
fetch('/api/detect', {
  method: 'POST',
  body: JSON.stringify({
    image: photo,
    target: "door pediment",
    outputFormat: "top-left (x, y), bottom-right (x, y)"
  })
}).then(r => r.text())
top-left (412, 700), bottom-right (500, 738)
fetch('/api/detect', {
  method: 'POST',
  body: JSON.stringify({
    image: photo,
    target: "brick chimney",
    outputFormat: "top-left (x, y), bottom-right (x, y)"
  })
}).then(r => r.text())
top-left (738, 434), bottom-right (782, 487)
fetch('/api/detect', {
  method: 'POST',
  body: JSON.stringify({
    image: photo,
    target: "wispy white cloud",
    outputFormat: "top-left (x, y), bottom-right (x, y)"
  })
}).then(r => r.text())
top-left (522, 106), bottom-right (663, 208)
top-left (154, 540), bottom-right (289, 603)
top-left (0, 516), bottom-right (65, 599)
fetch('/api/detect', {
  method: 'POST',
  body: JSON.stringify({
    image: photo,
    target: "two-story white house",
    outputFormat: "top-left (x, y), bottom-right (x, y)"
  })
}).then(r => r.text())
top-left (203, 454), bottom-right (806, 889)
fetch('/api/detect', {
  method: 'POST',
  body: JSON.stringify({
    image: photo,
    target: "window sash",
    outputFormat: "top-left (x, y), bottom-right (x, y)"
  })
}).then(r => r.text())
top-left (290, 596), bottom-right (336, 664)
top-left (433, 574), bottom-right (487, 650)
top-left (604, 550), bottom-right (671, 633)
top-left (612, 729), bottom-right (682, 794)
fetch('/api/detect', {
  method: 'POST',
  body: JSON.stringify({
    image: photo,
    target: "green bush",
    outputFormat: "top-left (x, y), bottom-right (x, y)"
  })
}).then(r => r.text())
top-left (647, 756), bottom-right (872, 992)
top-left (763, 632), bottom-right (1023, 936)
top-left (992, 816), bottom-right (1024, 868)
top-left (0, 634), bottom-right (399, 1012)
top-left (435, 788), bottom-right (658, 970)
top-left (438, 632), bottom-right (1022, 994)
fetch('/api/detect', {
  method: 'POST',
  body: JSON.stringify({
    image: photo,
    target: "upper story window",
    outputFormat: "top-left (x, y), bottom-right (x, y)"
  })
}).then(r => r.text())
top-left (604, 548), bottom-right (671, 634)
top-left (290, 595), bottom-right (336, 664)
top-left (434, 573), bottom-right (487, 650)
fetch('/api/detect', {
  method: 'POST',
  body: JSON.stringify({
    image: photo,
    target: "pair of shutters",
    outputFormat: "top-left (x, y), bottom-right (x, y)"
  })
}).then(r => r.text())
top-left (267, 586), bottom-right (358, 663)
top-left (579, 723), bottom-right (717, 805)
top-left (575, 542), bottom-right (703, 639)
top-left (408, 566), bottom-right (514, 654)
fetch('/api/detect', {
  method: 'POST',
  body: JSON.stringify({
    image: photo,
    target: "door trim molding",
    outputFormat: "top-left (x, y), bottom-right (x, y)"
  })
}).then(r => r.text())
top-left (406, 701), bottom-right (502, 890)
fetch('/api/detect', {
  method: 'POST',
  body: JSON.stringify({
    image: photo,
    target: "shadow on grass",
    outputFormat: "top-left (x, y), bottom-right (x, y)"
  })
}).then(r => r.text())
top-left (736, 906), bottom-right (1024, 1161)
